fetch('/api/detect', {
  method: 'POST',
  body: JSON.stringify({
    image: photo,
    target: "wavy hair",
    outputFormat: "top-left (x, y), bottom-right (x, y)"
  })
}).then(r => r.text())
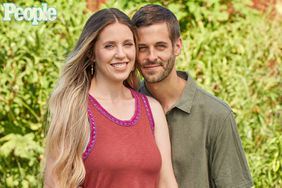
top-left (43, 8), bottom-right (138, 187)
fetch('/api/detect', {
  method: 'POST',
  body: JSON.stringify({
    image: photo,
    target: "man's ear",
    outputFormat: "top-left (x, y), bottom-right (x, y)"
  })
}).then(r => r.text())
top-left (174, 38), bottom-right (182, 56)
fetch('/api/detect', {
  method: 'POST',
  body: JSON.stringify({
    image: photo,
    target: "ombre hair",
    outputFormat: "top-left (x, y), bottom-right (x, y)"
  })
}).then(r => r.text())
top-left (43, 8), bottom-right (138, 187)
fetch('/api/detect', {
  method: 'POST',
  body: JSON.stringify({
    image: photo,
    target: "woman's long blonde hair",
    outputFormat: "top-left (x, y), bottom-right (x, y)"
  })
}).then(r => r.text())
top-left (43, 8), bottom-right (138, 187)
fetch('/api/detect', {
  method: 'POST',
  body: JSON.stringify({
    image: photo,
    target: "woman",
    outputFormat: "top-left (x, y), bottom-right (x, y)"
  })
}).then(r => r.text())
top-left (43, 8), bottom-right (177, 188)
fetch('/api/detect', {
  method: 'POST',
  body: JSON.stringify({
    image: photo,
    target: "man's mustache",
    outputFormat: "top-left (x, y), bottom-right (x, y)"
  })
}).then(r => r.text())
top-left (141, 60), bottom-right (164, 67)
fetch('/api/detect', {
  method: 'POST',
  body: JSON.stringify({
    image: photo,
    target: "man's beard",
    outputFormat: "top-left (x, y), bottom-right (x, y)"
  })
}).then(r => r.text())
top-left (140, 55), bottom-right (175, 83)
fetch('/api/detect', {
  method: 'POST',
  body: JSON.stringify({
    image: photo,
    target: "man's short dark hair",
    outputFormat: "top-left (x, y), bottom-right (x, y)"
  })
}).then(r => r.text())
top-left (132, 4), bottom-right (181, 44)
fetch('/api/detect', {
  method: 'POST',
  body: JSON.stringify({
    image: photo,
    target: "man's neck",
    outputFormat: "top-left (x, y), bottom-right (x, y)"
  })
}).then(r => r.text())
top-left (145, 71), bottom-right (186, 113)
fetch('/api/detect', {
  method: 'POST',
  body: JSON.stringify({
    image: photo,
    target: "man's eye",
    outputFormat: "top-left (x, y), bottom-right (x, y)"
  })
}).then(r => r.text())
top-left (157, 45), bottom-right (166, 50)
top-left (138, 46), bottom-right (147, 52)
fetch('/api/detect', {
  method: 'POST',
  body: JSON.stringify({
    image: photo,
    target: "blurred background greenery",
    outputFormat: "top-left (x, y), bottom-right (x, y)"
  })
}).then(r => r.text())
top-left (0, 0), bottom-right (281, 187)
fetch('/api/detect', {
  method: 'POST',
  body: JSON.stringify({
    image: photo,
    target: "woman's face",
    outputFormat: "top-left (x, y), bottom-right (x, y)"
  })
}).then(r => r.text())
top-left (93, 22), bottom-right (136, 84)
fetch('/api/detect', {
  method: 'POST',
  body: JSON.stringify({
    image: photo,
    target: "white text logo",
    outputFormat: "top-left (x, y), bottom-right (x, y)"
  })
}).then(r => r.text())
top-left (2, 3), bottom-right (57, 26)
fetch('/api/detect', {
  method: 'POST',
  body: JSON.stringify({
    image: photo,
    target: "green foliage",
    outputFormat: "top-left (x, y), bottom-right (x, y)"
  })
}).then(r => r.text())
top-left (0, 0), bottom-right (90, 187)
top-left (0, 0), bottom-right (281, 187)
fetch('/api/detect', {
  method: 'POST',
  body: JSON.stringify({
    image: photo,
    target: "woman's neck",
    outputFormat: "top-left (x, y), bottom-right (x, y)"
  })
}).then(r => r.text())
top-left (89, 77), bottom-right (132, 101)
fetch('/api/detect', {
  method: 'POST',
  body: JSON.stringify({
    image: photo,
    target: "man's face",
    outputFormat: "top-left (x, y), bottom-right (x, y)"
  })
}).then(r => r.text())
top-left (137, 22), bottom-right (181, 83)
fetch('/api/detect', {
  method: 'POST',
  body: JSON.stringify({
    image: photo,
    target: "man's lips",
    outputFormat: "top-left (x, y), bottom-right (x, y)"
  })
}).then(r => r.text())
top-left (142, 63), bottom-right (161, 68)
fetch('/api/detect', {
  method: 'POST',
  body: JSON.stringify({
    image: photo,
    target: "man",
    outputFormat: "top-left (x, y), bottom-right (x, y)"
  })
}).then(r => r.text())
top-left (132, 4), bottom-right (253, 188)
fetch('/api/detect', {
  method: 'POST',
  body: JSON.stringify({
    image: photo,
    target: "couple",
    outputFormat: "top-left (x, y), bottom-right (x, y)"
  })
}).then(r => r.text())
top-left (44, 4), bottom-right (253, 188)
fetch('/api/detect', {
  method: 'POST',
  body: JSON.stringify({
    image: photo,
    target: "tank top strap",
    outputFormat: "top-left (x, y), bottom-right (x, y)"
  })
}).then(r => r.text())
top-left (83, 104), bottom-right (97, 160)
top-left (132, 90), bottom-right (155, 133)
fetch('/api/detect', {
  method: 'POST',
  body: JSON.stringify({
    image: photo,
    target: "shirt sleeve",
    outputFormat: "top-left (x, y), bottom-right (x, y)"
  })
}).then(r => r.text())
top-left (209, 111), bottom-right (253, 188)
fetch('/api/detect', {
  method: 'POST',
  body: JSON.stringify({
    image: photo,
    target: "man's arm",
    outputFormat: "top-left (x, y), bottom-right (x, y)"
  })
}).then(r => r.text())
top-left (209, 111), bottom-right (253, 188)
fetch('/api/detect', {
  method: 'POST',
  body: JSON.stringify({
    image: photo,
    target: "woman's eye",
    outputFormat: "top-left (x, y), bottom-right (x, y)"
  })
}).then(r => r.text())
top-left (124, 43), bottom-right (134, 47)
top-left (105, 44), bottom-right (114, 49)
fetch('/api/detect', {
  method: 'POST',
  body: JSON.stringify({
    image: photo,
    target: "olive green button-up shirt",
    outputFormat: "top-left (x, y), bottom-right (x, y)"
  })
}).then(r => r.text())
top-left (139, 71), bottom-right (253, 188)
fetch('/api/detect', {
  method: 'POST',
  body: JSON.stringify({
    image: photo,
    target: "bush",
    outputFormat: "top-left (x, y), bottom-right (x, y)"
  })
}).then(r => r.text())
top-left (0, 1), bottom-right (90, 187)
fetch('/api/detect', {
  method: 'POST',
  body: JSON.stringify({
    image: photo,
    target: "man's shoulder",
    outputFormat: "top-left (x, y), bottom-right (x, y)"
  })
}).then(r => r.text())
top-left (193, 86), bottom-right (233, 118)
top-left (138, 80), bottom-right (152, 97)
top-left (138, 80), bottom-right (145, 92)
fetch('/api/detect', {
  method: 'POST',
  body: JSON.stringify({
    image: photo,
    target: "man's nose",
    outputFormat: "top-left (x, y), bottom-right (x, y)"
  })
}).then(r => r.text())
top-left (147, 49), bottom-right (157, 62)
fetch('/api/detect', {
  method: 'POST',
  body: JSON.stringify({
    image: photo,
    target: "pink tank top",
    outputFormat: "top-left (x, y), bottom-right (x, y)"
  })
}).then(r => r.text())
top-left (82, 90), bottom-right (161, 188)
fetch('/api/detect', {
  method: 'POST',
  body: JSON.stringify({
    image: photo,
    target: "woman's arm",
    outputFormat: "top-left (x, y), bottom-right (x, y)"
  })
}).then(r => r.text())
top-left (147, 96), bottom-right (178, 188)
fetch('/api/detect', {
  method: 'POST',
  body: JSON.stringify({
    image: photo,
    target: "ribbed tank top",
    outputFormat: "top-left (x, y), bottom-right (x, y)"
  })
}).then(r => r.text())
top-left (82, 89), bottom-right (161, 188)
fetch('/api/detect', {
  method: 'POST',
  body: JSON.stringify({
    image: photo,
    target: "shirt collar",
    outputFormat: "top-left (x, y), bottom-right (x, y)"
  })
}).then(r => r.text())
top-left (173, 71), bottom-right (197, 114)
top-left (139, 71), bottom-right (197, 114)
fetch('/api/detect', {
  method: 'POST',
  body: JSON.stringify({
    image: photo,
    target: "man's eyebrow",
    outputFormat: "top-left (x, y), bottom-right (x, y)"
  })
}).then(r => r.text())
top-left (155, 41), bottom-right (168, 45)
top-left (138, 43), bottom-right (147, 46)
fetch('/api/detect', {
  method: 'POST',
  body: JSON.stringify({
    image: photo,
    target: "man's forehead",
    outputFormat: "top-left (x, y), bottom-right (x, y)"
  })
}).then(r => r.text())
top-left (137, 23), bottom-right (170, 42)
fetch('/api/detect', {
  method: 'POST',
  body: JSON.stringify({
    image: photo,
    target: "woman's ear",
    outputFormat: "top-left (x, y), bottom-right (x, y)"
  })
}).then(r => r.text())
top-left (88, 53), bottom-right (95, 62)
top-left (87, 46), bottom-right (96, 62)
